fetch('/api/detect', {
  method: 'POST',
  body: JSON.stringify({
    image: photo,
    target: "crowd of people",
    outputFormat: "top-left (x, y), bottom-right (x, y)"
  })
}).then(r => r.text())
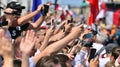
top-left (0, 1), bottom-right (120, 67)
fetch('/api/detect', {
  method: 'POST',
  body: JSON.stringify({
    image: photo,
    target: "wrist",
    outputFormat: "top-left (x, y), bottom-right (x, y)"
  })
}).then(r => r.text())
top-left (3, 54), bottom-right (14, 60)
top-left (22, 53), bottom-right (29, 59)
top-left (36, 9), bottom-right (41, 13)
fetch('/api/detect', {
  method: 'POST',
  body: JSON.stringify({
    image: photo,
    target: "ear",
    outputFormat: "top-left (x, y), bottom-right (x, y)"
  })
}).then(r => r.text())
top-left (110, 55), bottom-right (115, 62)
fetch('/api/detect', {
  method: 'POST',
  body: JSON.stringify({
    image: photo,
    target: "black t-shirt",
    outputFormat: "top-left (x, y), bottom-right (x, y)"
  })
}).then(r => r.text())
top-left (8, 23), bottom-right (30, 39)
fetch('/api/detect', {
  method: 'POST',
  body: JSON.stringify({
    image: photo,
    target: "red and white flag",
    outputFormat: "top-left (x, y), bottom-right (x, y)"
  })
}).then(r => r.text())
top-left (87, 0), bottom-right (99, 25)
top-left (55, 4), bottom-right (62, 11)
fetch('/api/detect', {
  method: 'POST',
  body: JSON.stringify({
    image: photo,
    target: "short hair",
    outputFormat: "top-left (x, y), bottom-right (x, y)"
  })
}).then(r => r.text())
top-left (105, 61), bottom-right (114, 67)
top-left (111, 47), bottom-right (120, 60)
top-left (36, 56), bottom-right (60, 67)
top-left (14, 59), bottom-right (21, 67)
top-left (53, 54), bottom-right (69, 67)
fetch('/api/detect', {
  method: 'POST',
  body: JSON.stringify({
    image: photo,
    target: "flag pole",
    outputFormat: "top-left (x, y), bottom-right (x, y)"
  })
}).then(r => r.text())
top-left (54, 0), bottom-right (58, 13)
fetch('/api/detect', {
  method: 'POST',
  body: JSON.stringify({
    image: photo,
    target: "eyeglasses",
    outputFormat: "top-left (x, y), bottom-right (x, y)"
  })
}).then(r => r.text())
top-left (4, 12), bottom-right (13, 15)
top-left (4, 11), bottom-right (21, 16)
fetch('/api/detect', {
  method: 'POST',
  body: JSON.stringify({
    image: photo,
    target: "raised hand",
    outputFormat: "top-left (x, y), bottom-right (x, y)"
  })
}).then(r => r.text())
top-left (4, 8), bottom-right (13, 14)
top-left (37, 4), bottom-right (44, 12)
top-left (0, 28), bottom-right (13, 67)
top-left (39, 26), bottom-right (54, 51)
top-left (90, 56), bottom-right (99, 67)
top-left (70, 24), bottom-right (83, 38)
top-left (20, 30), bottom-right (37, 56)
top-left (0, 29), bottom-right (13, 58)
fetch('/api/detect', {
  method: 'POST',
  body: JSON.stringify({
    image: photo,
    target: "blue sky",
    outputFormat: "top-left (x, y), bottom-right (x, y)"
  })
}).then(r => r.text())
top-left (42, 0), bottom-right (83, 7)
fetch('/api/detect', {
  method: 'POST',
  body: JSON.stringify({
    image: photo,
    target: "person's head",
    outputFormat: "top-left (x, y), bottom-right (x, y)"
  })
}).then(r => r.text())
top-left (36, 56), bottom-right (61, 67)
top-left (36, 27), bottom-right (47, 42)
top-left (53, 54), bottom-right (71, 67)
top-left (81, 37), bottom-right (93, 49)
top-left (105, 61), bottom-right (114, 67)
top-left (105, 43), bottom-right (118, 54)
top-left (110, 47), bottom-right (120, 63)
top-left (117, 55), bottom-right (120, 64)
top-left (95, 32), bottom-right (108, 44)
top-left (4, 1), bottom-right (25, 26)
top-left (13, 59), bottom-right (21, 67)
top-left (6, 1), bottom-right (25, 16)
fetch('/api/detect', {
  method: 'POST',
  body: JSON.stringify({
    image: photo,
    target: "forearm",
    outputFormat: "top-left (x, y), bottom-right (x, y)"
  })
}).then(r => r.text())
top-left (39, 35), bottom-right (50, 51)
top-left (3, 57), bottom-right (13, 67)
top-left (54, 21), bottom-right (65, 34)
top-left (30, 15), bottom-right (45, 29)
top-left (21, 54), bottom-right (29, 67)
top-left (33, 26), bottom-right (82, 64)
top-left (44, 33), bottom-right (78, 55)
top-left (18, 10), bottom-right (40, 25)
top-left (32, 33), bottom-right (75, 65)
top-left (50, 31), bottom-right (65, 42)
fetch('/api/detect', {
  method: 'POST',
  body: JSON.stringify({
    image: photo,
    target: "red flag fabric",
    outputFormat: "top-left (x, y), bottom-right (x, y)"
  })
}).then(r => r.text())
top-left (113, 9), bottom-right (120, 26)
top-left (87, 0), bottom-right (99, 25)
top-left (55, 4), bottom-right (59, 11)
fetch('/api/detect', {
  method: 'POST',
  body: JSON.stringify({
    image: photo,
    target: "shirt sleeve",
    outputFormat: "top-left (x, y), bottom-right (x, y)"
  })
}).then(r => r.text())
top-left (29, 57), bottom-right (35, 67)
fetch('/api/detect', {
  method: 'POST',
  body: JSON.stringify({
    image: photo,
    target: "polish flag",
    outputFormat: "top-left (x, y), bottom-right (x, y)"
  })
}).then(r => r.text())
top-left (87, 0), bottom-right (99, 25)
top-left (96, 3), bottom-right (120, 27)
top-left (55, 4), bottom-right (62, 11)
top-left (66, 10), bottom-right (73, 17)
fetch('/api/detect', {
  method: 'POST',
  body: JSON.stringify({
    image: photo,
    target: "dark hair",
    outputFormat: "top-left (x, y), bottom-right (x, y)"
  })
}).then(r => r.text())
top-left (36, 56), bottom-right (60, 67)
top-left (14, 59), bottom-right (21, 67)
top-left (53, 54), bottom-right (69, 67)
top-left (6, 1), bottom-right (25, 15)
top-left (111, 47), bottom-right (120, 60)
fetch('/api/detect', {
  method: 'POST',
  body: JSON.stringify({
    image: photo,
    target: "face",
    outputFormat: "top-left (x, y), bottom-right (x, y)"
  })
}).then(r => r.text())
top-left (117, 56), bottom-right (120, 64)
top-left (4, 8), bottom-right (21, 26)
top-left (36, 29), bottom-right (46, 42)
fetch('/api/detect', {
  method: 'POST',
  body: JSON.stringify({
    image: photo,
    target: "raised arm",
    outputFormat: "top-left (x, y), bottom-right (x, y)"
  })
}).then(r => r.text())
top-left (39, 26), bottom-right (54, 51)
top-left (0, 29), bottom-right (13, 67)
top-left (17, 4), bottom-right (44, 25)
top-left (20, 30), bottom-right (37, 67)
top-left (54, 20), bottom-right (66, 34)
top-left (32, 25), bottom-right (83, 64)
top-left (28, 15), bottom-right (45, 29)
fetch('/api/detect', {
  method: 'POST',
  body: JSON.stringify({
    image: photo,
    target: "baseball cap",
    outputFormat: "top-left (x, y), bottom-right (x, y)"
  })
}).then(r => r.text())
top-left (105, 43), bottom-right (118, 53)
top-left (6, 1), bottom-right (25, 10)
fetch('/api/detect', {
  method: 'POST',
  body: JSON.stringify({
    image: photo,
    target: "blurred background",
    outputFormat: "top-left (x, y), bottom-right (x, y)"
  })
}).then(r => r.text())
top-left (0, 0), bottom-right (120, 22)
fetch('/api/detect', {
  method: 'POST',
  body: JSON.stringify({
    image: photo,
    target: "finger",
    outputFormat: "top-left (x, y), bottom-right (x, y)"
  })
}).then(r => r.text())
top-left (21, 37), bottom-right (25, 45)
top-left (32, 30), bottom-right (36, 42)
top-left (25, 30), bottom-right (30, 40)
top-left (0, 29), bottom-right (5, 38)
top-left (90, 58), bottom-right (94, 62)
top-left (29, 30), bottom-right (34, 41)
top-left (94, 55), bottom-right (99, 61)
top-left (78, 24), bottom-right (84, 28)
top-left (33, 36), bottom-right (37, 45)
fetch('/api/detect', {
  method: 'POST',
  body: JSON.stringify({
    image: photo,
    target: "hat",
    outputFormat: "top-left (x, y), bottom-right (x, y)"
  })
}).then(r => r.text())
top-left (105, 43), bottom-right (118, 53)
top-left (6, 1), bottom-right (25, 10)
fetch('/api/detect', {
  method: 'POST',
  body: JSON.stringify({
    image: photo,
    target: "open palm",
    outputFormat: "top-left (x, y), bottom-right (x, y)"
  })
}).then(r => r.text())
top-left (20, 30), bottom-right (37, 56)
